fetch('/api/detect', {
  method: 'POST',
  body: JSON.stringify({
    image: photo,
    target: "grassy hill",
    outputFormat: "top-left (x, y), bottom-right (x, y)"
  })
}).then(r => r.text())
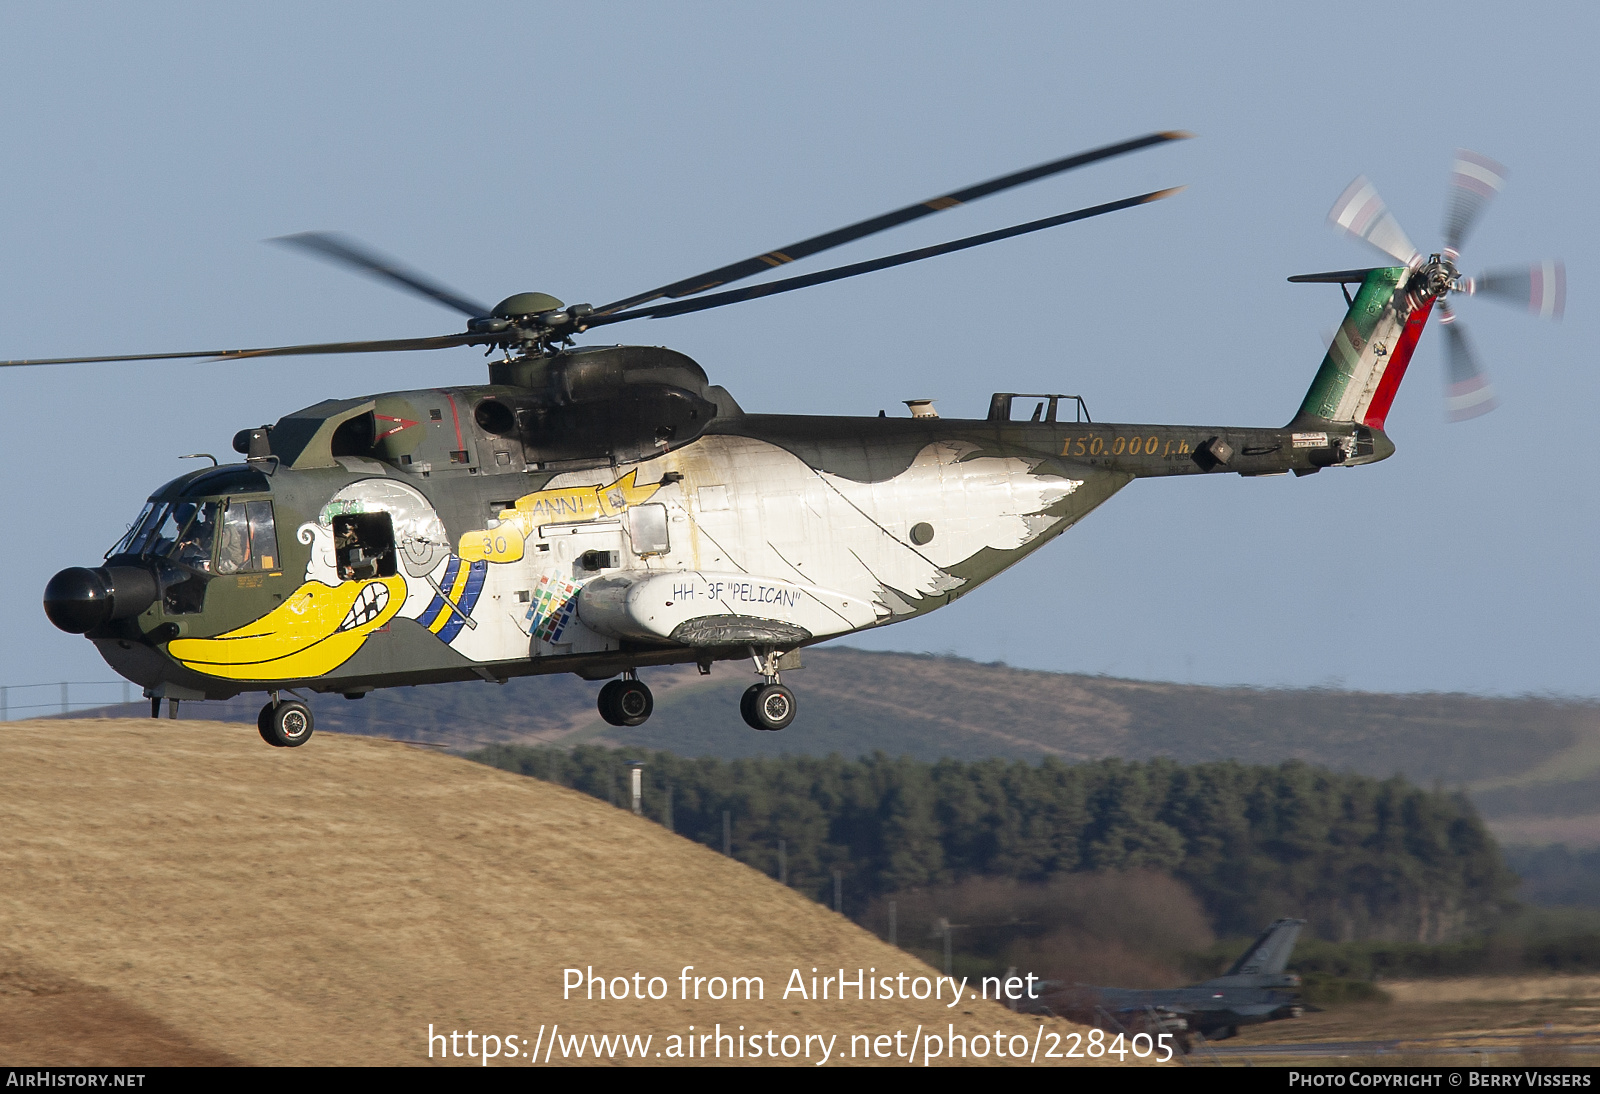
top-left (62, 646), bottom-right (1600, 850)
top-left (0, 719), bottom-right (1089, 1066)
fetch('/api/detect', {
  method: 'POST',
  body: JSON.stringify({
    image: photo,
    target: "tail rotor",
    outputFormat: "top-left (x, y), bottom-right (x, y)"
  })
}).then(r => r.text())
top-left (1325, 149), bottom-right (1564, 422)
top-left (1472, 260), bottom-right (1567, 320)
top-left (1438, 300), bottom-right (1497, 422)
top-left (1328, 176), bottom-right (1423, 268)
top-left (1441, 149), bottom-right (1507, 259)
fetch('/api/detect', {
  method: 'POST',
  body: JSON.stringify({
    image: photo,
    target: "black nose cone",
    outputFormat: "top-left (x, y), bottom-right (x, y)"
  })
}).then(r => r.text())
top-left (44, 567), bottom-right (113, 633)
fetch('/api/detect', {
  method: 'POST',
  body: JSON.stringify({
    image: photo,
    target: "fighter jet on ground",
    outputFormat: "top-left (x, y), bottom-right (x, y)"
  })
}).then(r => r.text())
top-left (1019, 918), bottom-right (1307, 1052)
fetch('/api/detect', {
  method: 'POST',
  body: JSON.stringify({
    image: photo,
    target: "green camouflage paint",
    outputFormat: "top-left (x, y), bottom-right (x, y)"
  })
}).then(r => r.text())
top-left (1295, 267), bottom-right (1405, 422)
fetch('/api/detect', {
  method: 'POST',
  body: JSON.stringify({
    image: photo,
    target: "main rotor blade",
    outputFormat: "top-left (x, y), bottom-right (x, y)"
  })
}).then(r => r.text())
top-left (0, 332), bottom-right (482, 368)
top-left (271, 232), bottom-right (494, 319)
top-left (593, 131), bottom-right (1191, 316)
top-left (585, 188), bottom-right (1182, 327)
top-left (1476, 260), bottom-right (1566, 320)
top-left (1328, 176), bottom-right (1421, 267)
top-left (1442, 149), bottom-right (1507, 257)
top-left (1439, 301), bottom-right (1497, 422)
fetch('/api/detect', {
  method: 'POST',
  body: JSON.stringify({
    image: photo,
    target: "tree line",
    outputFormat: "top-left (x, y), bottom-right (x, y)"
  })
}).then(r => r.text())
top-left (470, 745), bottom-right (1514, 941)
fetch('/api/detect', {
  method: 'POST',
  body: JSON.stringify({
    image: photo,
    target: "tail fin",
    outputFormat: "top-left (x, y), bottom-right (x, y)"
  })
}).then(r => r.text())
top-left (1291, 268), bottom-right (1434, 430)
top-left (1201, 918), bottom-right (1305, 988)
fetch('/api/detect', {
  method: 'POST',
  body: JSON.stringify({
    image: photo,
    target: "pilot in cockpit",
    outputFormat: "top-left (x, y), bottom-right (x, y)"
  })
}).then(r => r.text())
top-left (173, 503), bottom-right (217, 572)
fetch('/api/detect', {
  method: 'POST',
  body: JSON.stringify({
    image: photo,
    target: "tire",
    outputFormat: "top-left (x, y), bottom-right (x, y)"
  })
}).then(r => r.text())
top-left (597, 680), bottom-right (627, 726)
top-left (257, 703), bottom-right (282, 747)
top-left (741, 683), bottom-right (796, 731)
top-left (613, 680), bottom-right (653, 727)
top-left (598, 679), bottom-right (653, 727)
top-left (262, 699), bottom-right (314, 747)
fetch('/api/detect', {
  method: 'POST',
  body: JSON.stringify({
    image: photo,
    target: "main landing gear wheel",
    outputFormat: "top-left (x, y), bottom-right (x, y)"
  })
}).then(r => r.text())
top-left (597, 678), bottom-right (653, 727)
top-left (741, 683), bottom-right (796, 731)
top-left (258, 699), bottom-right (314, 747)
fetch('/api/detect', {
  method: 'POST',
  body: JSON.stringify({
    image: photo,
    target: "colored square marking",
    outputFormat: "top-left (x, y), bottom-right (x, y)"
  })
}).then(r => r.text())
top-left (526, 574), bottom-right (579, 643)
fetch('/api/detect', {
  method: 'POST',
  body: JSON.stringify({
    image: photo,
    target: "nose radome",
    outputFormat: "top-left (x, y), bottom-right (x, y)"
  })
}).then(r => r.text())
top-left (43, 567), bottom-right (113, 633)
top-left (43, 565), bottom-right (161, 634)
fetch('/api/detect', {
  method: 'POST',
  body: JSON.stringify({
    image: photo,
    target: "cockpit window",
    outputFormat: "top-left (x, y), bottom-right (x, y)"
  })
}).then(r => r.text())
top-left (117, 500), bottom-right (216, 567)
top-left (247, 501), bottom-right (279, 571)
top-left (108, 501), bottom-right (160, 558)
top-left (217, 499), bottom-right (280, 574)
top-left (111, 496), bottom-right (278, 575)
top-left (122, 502), bottom-right (177, 558)
top-left (171, 502), bottom-right (219, 572)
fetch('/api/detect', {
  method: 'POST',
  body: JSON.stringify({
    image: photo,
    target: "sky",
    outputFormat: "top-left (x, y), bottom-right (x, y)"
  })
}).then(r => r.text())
top-left (0, 2), bottom-right (1593, 701)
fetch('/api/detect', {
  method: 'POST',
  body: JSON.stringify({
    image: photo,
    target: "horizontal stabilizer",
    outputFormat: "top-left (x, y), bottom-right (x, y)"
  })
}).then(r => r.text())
top-left (1288, 268), bottom-right (1383, 284)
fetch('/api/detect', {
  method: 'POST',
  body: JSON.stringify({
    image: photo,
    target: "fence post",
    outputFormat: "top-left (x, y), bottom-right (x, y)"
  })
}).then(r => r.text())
top-left (60, 682), bottom-right (69, 716)
top-left (1, 686), bottom-right (7, 722)
top-left (628, 762), bottom-right (643, 816)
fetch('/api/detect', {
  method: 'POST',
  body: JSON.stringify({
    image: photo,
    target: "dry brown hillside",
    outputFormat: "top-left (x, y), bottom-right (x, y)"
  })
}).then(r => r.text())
top-left (0, 720), bottom-right (1115, 1067)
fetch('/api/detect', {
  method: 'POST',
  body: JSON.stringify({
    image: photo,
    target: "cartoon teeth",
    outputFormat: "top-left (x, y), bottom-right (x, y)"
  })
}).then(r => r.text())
top-left (340, 582), bottom-right (390, 631)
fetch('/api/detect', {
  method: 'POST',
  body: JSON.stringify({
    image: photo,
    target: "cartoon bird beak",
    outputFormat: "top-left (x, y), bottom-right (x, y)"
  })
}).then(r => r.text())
top-left (167, 575), bottom-right (406, 681)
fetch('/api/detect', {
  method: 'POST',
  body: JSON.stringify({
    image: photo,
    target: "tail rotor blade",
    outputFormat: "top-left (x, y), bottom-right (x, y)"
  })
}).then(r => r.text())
top-left (1439, 301), bottom-right (1498, 422)
top-left (1442, 149), bottom-right (1507, 257)
top-left (1328, 176), bottom-right (1421, 267)
top-left (1476, 260), bottom-right (1566, 320)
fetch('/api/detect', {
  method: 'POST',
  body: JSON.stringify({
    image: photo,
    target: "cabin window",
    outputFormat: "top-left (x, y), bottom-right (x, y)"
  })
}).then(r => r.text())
top-left (217, 499), bottom-right (280, 574)
top-left (332, 512), bottom-right (397, 581)
top-left (164, 574), bottom-right (208, 615)
top-left (628, 504), bottom-right (670, 556)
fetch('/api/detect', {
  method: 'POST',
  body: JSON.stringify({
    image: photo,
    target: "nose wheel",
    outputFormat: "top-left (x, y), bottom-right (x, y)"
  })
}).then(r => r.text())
top-left (597, 677), bottom-right (653, 727)
top-left (258, 696), bottom-right (314, 747)
top-left (741, 648), bottom-right (798, 731)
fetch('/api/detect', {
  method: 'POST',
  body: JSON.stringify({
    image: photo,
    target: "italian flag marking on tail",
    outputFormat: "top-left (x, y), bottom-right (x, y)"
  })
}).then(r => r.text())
top-left (1295, 268), bottom-right (1434, 429)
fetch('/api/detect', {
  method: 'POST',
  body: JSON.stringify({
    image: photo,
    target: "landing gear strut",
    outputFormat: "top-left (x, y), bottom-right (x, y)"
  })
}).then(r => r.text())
top-left (740, 648), bottom-right (797, 731)
top-left (597, 674), bottom-right (653, 727)
top-left (258, 693), bottom-right (314, 747)
top-left (147, 696), bottom-right (182, 719)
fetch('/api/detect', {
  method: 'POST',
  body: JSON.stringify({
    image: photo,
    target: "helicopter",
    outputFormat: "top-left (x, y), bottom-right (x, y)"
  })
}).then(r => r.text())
top-left (16, 134), bottom-right (1562, 747)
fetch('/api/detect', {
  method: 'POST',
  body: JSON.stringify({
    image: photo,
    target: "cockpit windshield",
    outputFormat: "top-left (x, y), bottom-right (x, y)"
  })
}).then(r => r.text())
top-left (108, 500), bottom-right (219, 571)
top-left (108, 501), bottom-right (161, 558)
